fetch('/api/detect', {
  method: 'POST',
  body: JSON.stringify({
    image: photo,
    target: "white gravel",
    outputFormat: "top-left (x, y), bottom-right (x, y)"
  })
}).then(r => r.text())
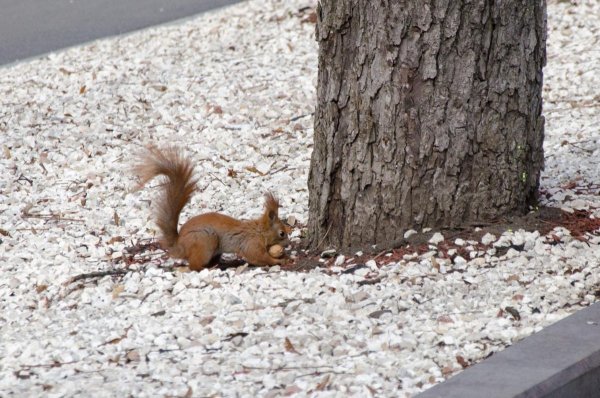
top-left (1, 0), bottom-right (599, 397)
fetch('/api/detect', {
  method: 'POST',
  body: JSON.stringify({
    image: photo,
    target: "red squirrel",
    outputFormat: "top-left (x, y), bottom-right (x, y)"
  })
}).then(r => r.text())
top-left (134, 146), bottom-right (290, 270)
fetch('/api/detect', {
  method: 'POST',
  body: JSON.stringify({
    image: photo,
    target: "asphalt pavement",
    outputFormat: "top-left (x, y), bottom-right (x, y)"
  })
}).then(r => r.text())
top-left (0, 0), bottom-right (242, 66)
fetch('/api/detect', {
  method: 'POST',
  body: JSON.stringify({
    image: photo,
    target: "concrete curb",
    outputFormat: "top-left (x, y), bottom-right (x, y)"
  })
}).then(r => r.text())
top-left (417, 303), bottom-right (600, 398)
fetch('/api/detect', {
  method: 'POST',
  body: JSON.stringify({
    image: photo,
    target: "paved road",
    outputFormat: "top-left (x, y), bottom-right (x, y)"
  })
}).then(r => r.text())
top-left (0, 0), bottom-right (242, 66)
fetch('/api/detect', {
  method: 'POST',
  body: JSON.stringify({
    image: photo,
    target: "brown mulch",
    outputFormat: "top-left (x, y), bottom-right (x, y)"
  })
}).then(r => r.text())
top-left (281, 206), bottom-right (600, 272)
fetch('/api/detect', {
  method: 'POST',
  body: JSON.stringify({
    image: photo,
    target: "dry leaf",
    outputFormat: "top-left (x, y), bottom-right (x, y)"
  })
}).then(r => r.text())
top-left (79, 85), bottom-right (86, 94)
top-left (245, 166), bottom-right (265, 176)
top-left (562, 180), bottom-right (578, 190)
top-left (441, 366), bottom-right (454, 376)
top-left (548, 234), bottom-right (562, 244)
top-left (315, 374), bottom-right (330, 391)
top-left (284, 337), bottom-right (299, 354)
top-left (105, 337), bottom-right (123, 345)
top-left (107, 236), bottom-right (124, 244)
top-left (0, 228), bottom-right (11, 237)
top-left (284, 385), bottom-right (301, 396)
top-left (153, 85), bottom-right (168, 92)
top-left (227, 168), bottom-right (238, 178)
top-left (235, 264), bottom-right (248, 275)
top-left (301, 11), bottom-right (318, 24)
top-left (36, 284), bottom-right (48, 293)
top-left (431, 257), bottom-right (440, 272)
top-left (456, 355), bottom-right (469, 368)
top-left (112, 284), bottom-right (124, 299)
top-left (113, 211), bottom-right (120, 226)
top-left (505, 306), bottom-right (521, 320)
top-left (437, 314), bottom-right (454, 323)
top-left (102, 325), bottom-right (131, 345)
top-left (368, 309), bottom-right (392, 319)
top-left (126, 350), bottom-right (140, 362)
top-left (21, 203), bottom-right (34, 216)
top-left (199, 316), bottom-right (215, 326)
top-left (512, 294), bottom-right (524, 301)
top-left (224, 332), bottom-right (248, 342)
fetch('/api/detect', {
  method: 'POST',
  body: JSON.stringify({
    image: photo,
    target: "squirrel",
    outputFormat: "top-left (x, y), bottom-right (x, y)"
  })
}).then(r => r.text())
top-left (134, 146), bottom-right (290, 270)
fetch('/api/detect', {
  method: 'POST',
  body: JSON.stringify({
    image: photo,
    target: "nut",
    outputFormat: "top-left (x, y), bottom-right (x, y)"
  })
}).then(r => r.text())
top-left (268, 244), bottom-right (284, 258)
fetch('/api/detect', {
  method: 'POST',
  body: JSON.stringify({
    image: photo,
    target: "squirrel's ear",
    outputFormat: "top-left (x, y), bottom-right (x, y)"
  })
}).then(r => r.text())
top-left (264, 192), bottom-right (279, 222)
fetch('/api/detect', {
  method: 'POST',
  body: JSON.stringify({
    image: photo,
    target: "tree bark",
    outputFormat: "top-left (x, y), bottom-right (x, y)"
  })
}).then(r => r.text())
top-left (308, 0), bottom-right (547, 249)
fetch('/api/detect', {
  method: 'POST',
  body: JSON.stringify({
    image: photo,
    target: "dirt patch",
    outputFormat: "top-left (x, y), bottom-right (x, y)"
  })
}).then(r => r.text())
top-left (281, 206), bottom-right (600, 272)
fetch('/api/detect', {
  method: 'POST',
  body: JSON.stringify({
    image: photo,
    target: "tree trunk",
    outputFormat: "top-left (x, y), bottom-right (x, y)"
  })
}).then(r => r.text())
top-left (308, 0), bottom-right (546, 249)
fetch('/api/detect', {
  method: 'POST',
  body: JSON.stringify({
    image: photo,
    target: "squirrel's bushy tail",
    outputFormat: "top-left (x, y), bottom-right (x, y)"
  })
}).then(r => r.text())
top-left (134, 146), bottom-right (197, 250)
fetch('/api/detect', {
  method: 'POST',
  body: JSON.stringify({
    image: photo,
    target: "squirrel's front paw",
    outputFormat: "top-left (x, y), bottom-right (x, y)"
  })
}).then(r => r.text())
top-left (274, 257), bottom-right (289, 266)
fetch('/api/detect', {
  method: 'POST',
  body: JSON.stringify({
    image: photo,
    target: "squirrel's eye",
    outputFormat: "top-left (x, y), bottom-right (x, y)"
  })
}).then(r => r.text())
top-left (278, 230), bottom-right (285, 238)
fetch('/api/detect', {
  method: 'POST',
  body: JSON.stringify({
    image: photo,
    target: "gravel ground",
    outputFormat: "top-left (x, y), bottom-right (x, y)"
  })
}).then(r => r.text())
top-left (1, 0), bottom-right (599, 397)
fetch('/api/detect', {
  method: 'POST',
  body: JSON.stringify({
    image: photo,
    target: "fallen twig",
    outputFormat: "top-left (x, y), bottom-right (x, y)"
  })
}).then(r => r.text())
top-left (358, 276), bottom-right (383, 286)
top-left (65, 269), bottom-right (129, 285)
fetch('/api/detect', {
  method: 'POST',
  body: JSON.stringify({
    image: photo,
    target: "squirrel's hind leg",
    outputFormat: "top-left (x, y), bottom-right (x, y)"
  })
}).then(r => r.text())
top-left (183, 234), bottom-right (219, 271)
